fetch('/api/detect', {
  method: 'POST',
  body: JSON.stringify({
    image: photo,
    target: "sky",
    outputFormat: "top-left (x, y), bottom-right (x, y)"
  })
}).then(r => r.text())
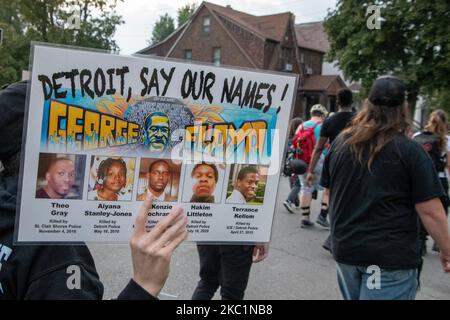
top-left (113, 0), bottom-right (338, 55)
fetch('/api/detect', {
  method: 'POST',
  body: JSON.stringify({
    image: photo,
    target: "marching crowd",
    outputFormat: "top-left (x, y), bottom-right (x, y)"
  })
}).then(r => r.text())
top-left (282, 76), bottom-right (450, 299)
top-left (1, 75), bottom-right (450, 300)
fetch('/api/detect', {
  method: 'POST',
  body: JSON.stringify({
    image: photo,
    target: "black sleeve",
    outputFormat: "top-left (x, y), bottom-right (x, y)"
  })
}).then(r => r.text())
top-left (409, 143), bottom-right (445, 204)
top-left (320, 150), bottom-right (331, 189)
top-left (25, 262), bottom-right (104, 300)
top-left (320, 136), bottom-right (343, 189)
top-left (320, 119), bottom-right (329, 138)
top-left (116, 279), bottom-right (158, 300)
top-left (21, 245), bottom-right (103, 299)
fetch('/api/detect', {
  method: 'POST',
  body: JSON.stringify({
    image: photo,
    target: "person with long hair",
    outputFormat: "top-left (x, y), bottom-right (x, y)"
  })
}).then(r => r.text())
top-left (414, 109), bottom-right (450, 253)
top-left (320, 76), bottom-right (450, 300)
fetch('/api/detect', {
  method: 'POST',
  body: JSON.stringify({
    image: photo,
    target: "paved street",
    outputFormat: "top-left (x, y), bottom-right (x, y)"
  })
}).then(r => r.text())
top-left (89, 176), bottom-right (450, 300)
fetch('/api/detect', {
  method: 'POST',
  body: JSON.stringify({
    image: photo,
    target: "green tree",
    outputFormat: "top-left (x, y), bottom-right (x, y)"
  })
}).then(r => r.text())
top-left (177, 3), bottom-right (197, 28)
top-left (0, 0), bottom-right (123, 87)
top-left (324, 0), bottom-right (450, 114)
top-left (150, 13), bottom-right (175, 45)
top-left (422, 90), bottom-right (450, 117)
top-left (0, 0), bottom-right (30, 85)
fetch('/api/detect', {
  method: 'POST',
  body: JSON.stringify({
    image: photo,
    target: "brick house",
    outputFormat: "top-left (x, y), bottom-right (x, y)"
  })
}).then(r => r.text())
top-left (137, 1), bottom-right (346, 118)
top-left (296, 21), bottom-right (361, 110)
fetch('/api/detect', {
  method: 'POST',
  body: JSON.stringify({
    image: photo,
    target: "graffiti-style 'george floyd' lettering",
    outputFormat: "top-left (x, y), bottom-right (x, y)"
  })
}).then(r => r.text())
top-left (47, 100), bottom-right (140, 150)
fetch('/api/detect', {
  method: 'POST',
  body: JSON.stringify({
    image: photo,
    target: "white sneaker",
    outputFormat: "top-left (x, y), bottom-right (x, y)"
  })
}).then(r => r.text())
top-left (283, 200), bottom-right (294, 214)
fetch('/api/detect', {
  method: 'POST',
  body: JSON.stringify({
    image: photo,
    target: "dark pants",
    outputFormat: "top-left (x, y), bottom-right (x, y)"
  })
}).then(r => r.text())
top-left (192, 244), bottom-right (254, 300)
top-left (287, 175), bottom-right (301, 206)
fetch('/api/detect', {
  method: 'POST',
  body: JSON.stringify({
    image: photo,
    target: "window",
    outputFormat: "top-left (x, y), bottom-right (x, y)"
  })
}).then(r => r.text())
top-left (185, 49), bottom-right (192, 62)
top-left (203, 16), bottom-right (210, 33)
top-left (281, 47), bottom-right (292, 71)
top-left (281, 47), bottom-right (292, 63)
top-left (304, 54), bottom-right (313, 74)
top-left (300, 53), bottom-right (305, 63)
top-left (213, 47), bottom-right (221, 66)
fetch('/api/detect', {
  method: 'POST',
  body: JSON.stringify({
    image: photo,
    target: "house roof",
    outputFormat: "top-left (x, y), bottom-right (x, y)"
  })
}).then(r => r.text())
top-left (136, 23), bottom-right (187, 55)
top-left (136, 2), bottom-right (330, 58)
top-left (295, 21), bottom-right (329, 53)
top-left (302, 75), bottom-right (345, 93)
top-left (204, 2), bottom-right (291, 42)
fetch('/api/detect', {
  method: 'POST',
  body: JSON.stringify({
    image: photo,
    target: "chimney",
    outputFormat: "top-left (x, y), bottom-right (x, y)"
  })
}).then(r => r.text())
top-left (226, 4), bottom-right (232, 9)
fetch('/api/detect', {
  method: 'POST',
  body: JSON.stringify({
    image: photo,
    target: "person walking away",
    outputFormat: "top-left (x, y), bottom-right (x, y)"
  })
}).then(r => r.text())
top-left (306, 88), bottom-right (355, 250)
top-left (293, 104), bottom-right (328, 227)
top-left (321, 76), bottom-right (450, 300)
top-left (413, 109), bottom-right (450, 253)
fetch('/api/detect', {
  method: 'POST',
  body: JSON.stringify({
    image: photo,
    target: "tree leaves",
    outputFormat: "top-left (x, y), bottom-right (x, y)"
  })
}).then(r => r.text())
top-left (149, 3), bottom-right (197, 45)
top-left (177, 3), bottom-right (197, 28)
top-left (0, 0), bottom-right (123, 87)
top-left (324, 0), bottom-right (450, 113)
top-left (150, 13), bottom-right (175, 45)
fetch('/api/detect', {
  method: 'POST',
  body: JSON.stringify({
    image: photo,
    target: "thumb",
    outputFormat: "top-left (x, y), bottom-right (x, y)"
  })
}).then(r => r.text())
top-left (143, 190), bottom-right (154, 209)
top-left (133, 191), bottom-right (154, 237)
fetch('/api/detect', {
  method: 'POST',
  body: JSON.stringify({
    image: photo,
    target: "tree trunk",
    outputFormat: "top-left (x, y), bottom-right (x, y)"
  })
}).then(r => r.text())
top-left (407, 88), bottom-right (418, 119)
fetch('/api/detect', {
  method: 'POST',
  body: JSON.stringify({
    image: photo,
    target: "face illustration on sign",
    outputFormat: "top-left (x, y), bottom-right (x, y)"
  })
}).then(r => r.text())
top-left (142, 112), bottom-right (170, 152)
top-left (44, 159), bottom-right (76, 199)
top-left (226, 165), bottom-right (266, 205)
top-left (148, 160), bottom-right (170, 195)
top-left (192, 164), bottom-right (217, 198)
top-left (237, 171), bottom-right (260, 201)
top-left (94, 158), bottom-right (128, 201)
top-left (103, 163), bottom-right (127, 193)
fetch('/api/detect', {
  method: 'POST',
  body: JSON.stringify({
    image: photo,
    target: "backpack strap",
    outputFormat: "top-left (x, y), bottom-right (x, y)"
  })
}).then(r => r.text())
top-left (298, 121), bottom-right (321, 132)
top-left (311, 121), bottom-right (322, 129)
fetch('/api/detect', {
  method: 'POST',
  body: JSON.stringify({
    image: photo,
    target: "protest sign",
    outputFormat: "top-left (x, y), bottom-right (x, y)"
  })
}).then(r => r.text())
top-left (15, 43), bottom-right (297, 243)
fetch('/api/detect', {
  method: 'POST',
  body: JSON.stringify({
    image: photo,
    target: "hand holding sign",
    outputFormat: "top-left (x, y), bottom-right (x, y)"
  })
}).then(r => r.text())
top-left (130, 192), bottom-right (188, 297)
top-left (252, 243), bottom-right (269, 263)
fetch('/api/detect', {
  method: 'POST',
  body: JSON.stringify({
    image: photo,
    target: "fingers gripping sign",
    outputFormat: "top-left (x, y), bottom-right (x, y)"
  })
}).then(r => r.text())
top-left (130, 191), bottom-right (188, 297)
top-left (252, 243), bottom-right (269, 263)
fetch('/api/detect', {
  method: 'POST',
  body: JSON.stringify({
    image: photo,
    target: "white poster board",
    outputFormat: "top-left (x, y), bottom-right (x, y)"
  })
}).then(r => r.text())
top-left (15, 44), bottom-right (297, 243)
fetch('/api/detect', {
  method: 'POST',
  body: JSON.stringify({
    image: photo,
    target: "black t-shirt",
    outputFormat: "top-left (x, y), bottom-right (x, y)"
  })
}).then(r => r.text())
top-left (321, 134), bottom-right (444, 269)
top-left (320, 111), bottom-right (354, 143)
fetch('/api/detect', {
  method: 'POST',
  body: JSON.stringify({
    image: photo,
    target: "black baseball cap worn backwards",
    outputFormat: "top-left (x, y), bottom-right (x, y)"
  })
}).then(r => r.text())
top-left (368, 76), bottom-right (406, 107)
